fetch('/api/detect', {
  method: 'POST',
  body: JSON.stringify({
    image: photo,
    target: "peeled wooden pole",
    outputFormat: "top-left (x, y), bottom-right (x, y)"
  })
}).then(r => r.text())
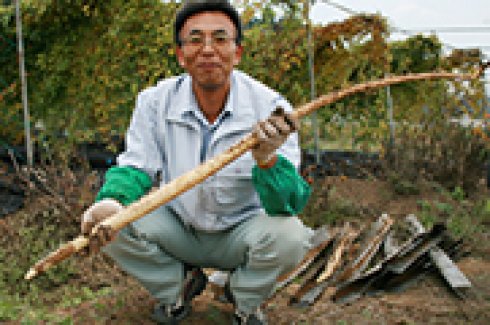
top-left (25, 66), bottom-right (488, 280)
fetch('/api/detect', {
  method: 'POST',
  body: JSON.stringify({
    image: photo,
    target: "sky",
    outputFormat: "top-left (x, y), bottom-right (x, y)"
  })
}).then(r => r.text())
top-left (310, 0), bottom-right (490, 93)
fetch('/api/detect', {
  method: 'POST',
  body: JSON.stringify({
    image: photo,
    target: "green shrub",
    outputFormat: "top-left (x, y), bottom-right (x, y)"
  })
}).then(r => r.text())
top-left (300, 183), bottom-right (364, 228)
top-left (384, 120), bottom-right (488, 194)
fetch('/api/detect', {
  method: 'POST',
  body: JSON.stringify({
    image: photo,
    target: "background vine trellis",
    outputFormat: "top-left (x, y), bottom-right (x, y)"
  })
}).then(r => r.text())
top-left (0, 0), bottom-right (487, 159)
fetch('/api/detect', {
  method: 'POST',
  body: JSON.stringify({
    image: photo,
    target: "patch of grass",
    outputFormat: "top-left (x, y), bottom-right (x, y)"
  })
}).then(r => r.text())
top-left (0, 283), bottom-right (113, 323)
top-left (301, 185), bottom-right (364, 227)
top-left (390, 175), bottom-right (420, 196)
top-left (0, 292), bottom-right (22, 321)
top-left (205, 305), bottom-right (229, 324)
top-left (416, 193), bottom-right (490, 246)
top-left (20, 311), bottom-right (74, 324)
top-left (321, 197), bottom-right (362, 224)
top-left (361, 307), bottom-right (372, 319)
top-left (0, 300), bottom-right (74, 324)
top-left (434, 201), bottom-right (453, 216)
top-left (383, 122), bottom-right (488, 195)
top-left (447, 200), bottom-right (489, 240)
top-left (417, 199), bottom-right (436, 229)
top-left (0, 167), bottom-right (122, 321)
top-left (0, 207), bottom-right (80, 302)
top-left (59, 286), bottom-right (112, 309)
top-left (451, 186), bottom-right (466, 201)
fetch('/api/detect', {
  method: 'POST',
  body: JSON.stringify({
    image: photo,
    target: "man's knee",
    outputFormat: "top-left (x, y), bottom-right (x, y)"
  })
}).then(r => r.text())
top-left (273, 222), bottom-right (311, 270)
top-left (102, 207), bottom-right (176, 258)
top-left (249, 216), bottom-right (311, 271)
top-left (102, 226), bottom-right (139, 261)
top-left (130, 206), bottom-right (177, 243)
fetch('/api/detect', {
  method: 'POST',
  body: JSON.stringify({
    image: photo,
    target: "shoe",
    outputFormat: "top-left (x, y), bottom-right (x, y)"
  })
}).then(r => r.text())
top-left (224, 279), bottom-right (267, 325)
top-left (223, 279), bottom-right (235, 305)
top-left (232, 307), bottom-right (268, 325)
top-left (152, 302), bottom-right (190, 325)
top-left (182, 267), bottom-right (208, 303)
top-left (152, 268), bottom-right (208, 324)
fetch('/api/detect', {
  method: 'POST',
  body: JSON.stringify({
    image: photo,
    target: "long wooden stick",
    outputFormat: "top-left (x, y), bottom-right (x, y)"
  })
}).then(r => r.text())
top-left (25, 66), bottom-right (488, 280)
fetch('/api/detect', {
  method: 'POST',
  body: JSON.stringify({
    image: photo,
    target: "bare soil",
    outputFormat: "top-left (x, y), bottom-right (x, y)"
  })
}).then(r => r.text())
top-left (2, 176), bottom-right (489, 324)
top-left (50, 257), bottom-right (490, 325)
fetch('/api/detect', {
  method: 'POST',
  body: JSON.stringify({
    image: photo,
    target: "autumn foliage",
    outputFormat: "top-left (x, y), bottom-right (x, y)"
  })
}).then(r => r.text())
top-left (0, 0), bottom-right (487, 159)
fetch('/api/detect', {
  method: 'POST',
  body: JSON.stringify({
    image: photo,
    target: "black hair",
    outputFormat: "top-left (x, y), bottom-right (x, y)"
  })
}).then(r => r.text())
top-left (174, 0), bottom-right (242, 46)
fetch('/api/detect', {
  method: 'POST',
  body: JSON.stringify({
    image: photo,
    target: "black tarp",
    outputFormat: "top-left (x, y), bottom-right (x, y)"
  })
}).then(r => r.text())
top-left (0, 179), bottom-right (24, 218)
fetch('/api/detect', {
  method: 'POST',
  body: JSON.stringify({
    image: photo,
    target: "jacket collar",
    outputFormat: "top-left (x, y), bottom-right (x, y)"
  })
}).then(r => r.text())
top-left (167, 71), bottom-right (252, 123)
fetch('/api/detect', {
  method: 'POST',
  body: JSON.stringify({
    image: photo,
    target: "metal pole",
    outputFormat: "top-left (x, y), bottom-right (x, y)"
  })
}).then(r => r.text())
top-left (484, 77), bottom-right (489, 114)
top-left (307, 0), bottom-right (320, 167)
top-left (15, 0), bottom-right (33, 167)
top-left (386, 83), bottom-right (395, 152)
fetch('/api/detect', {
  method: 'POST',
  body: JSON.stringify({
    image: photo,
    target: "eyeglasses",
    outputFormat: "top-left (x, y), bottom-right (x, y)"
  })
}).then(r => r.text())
top-left (181, 30), bottom-right (236, 51)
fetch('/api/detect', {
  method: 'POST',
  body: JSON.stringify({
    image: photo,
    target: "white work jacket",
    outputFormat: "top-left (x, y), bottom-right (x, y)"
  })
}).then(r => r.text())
top-left (117, 70), bottom-right (301, 232)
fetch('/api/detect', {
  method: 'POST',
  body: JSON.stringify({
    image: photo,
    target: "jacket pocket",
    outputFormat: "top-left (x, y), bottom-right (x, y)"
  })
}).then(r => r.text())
top-left (203, 157), bottom-right (257, 214)
top-left (215, 175), bottom-right (254, 205)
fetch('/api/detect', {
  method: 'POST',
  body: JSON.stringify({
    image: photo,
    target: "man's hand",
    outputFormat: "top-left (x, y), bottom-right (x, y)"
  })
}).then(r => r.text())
top-left (252, 107), bottom-right (298, 167)
top-left (81, 198), bottom-right (123, 253)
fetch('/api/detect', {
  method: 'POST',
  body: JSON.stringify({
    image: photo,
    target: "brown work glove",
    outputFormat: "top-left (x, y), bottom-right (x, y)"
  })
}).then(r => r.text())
top-left (81, 198), bottom-right (123, 254)
top-left (252, 107), bottom-right (299, 167)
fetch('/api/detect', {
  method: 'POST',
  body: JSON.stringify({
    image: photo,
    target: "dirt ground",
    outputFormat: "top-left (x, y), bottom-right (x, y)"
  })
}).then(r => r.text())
top-left (49, 254), bottom-right (488, 325)
top-left (2, 175), bottom-right (489, 324)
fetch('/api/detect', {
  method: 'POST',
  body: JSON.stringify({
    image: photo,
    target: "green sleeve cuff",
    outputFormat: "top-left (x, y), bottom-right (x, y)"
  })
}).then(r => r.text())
top-left (96, 166), bottom-right (152, 206)
top-left (252, 155), bottom-right (311, 216)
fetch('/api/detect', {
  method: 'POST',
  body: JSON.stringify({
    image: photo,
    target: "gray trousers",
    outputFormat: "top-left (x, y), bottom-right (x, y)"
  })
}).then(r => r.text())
top-left (103, 206), bottom-right (312, 314)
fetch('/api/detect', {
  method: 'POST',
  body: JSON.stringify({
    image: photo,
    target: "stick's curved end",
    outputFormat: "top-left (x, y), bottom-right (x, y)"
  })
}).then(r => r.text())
top-left (25, 268), bottom-right (37, 281)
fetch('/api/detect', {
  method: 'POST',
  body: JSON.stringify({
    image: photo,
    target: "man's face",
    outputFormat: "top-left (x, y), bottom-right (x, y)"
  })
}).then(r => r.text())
top-left (176, 11), bottom-right (242, 91)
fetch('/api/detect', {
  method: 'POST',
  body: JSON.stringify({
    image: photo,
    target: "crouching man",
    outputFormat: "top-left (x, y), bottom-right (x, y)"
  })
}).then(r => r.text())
top-left (81, 1), bottom-right (313, 324)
